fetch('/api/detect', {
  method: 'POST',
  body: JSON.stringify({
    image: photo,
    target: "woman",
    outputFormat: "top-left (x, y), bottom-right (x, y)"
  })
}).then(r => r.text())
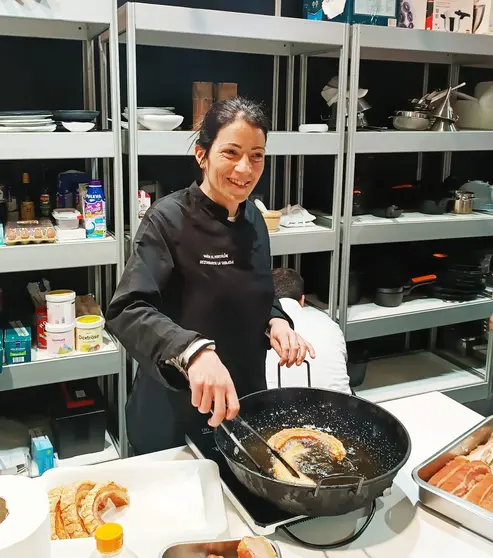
top-left (106, 97), bottom-right (315, 454)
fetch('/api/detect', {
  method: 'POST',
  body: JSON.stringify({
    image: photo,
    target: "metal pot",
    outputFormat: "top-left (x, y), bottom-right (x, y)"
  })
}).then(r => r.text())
top-left (375, 274), bottom-right (437, 307)
top-left (453, 190), bottom-right (475, 214)
top-left (391, 110), bottom-right (431, 131)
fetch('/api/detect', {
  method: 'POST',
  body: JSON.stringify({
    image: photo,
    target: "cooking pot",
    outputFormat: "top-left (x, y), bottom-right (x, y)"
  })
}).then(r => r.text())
top-left (215, 367), bottom-right (411, 520)
top-left (441, 9), bottom-right (471, 32)
top-left (375, 274), bottom-right (436, 307)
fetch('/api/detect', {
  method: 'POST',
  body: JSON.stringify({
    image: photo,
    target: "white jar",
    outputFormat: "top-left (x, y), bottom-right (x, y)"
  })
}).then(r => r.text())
top-left (46, 290), bottom-right (76, 325)
top-left (76, 315), bottom-right (105, 352)
top-left (45, 323), bottom-right (75, 356)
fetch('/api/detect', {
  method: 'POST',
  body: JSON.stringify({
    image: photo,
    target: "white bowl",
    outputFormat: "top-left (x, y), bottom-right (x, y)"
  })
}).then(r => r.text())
top-left (61, 121), bottom-right (96, 132)
top-left (137, 114), bottom-right (184, 131)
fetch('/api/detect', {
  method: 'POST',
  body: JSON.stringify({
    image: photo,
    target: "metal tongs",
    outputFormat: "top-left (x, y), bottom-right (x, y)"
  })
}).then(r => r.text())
top-left (218, 414), bottom-right (303, 479)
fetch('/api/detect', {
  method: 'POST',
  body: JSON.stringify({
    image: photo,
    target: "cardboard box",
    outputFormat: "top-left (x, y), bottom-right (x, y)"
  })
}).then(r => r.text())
top-left (428, 0), bottom-right (474, 32)
top-left (303, 0), bottom-right (399, 26)
top-left (398, 0), bottom-right (430, 28)
top-left (473, 0), bottom-right (493, 33)
top-left (4, 320), bottom-right (31, 365)
top-left (30, 429), bottom-right (54, 476)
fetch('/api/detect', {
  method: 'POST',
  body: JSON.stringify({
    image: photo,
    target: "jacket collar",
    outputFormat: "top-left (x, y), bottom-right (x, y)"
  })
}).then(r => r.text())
top-left (189, 181), bottom-right (246, 223)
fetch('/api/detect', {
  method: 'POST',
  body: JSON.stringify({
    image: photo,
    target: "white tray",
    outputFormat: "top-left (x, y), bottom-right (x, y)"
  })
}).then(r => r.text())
top-left (33, 459), bottom-right (228, 558)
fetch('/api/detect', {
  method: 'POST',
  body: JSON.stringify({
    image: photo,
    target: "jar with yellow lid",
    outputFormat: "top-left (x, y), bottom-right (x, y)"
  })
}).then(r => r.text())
top-left (90, 523), bottom-right (138, 558)
top-left (75, 314), bottom-right (105, 352)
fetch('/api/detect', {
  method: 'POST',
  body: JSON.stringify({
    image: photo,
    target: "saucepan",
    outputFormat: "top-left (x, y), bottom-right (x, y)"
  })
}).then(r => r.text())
top-left (214, 364), bottom-right (411, 521)
top-left (375, 274), bottom-right (437, 307)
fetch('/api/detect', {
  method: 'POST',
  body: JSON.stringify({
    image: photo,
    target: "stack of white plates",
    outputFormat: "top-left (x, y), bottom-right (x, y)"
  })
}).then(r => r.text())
top-left (122, 106), bottom-right (184, 131)
top-left (0, 111), bottom-right (56, 133)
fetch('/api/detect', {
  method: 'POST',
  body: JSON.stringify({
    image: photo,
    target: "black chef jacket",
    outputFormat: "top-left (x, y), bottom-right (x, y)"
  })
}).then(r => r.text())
top-left (106, 182), bottom-right (292, 454)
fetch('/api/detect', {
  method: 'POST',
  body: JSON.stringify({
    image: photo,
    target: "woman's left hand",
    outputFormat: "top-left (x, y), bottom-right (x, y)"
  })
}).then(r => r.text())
top-left (269, 318), bottom-right (316, 367)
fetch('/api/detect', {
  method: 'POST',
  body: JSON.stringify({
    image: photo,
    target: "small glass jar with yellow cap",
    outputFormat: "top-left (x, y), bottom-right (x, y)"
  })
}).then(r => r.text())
top-left (90, 523), bottom-right (138, 558)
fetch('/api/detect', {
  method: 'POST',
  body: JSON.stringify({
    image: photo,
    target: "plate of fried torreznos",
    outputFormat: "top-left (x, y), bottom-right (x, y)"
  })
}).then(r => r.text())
top-left (49, 480), bottom-right (129, 540)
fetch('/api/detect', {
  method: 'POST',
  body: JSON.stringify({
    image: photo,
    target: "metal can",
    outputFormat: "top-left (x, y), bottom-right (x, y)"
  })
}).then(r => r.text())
top-left (36, 306), bottom-right (48, 350)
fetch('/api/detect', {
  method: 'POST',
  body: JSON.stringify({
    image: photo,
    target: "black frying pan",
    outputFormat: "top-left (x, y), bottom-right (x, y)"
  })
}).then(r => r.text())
top-left (375, 273), bottom-right (436, 307)
top-left (214, 365), bottom-right (411, 519)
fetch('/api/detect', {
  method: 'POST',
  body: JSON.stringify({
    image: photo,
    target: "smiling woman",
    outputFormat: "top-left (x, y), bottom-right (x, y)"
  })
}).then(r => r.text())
top-left (106, 97), bottom-right (315, 454)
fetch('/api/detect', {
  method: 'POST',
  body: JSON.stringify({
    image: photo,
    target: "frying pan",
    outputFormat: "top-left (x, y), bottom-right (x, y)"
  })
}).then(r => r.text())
top-left (214, 364), bottom-right (411, 519)
top-left (375, 274), bottom-right (436, 307)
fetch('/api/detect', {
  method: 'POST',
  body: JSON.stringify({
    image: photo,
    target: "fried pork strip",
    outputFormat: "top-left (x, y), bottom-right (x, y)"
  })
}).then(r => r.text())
top-left (79, 481), bottom-right (129, 535)
top-left (464, 473), bottom-right (493, 511)
top-left (48, 488), bottom-right (68, 540)
top-left (60, 481), bottom-right (96, 539)
top-left (267, 428), bottom-right (347, 462)
top-left (428, 456), bottom-right (468, 488)
top-left (271, 442), bottom-right (315, 486)
top-left (237, 537), bottom-right (278, 558)
top-left (467, 433), bottom-right (493, 467)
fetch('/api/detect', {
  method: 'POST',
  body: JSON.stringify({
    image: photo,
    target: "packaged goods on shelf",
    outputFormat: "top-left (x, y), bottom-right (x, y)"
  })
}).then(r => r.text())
top-left (76, 315), bottom-right (105, 353)
top-left (57, 170), bottom-right (90, 211)
top-left (84, 180), bottom-right (107, 239)
top-left (0, 328), bottom-right (3, 373)
top-left (472, 0), bottom-right (493, 34)
top-left (35, 306), bottom-right (47, 350)
top-left (30, 428), bottom-right (54, 476)
top-left (428, 0), bottom-right (474, 32)
top-left (4, 219), bottom-right (55, 245)
top-left (303, 0), bottom-right (398, 26)
top-left (45, 322), bottom-right (75, 356)
top-left (46, 290), bottom-right (76, 326)
top-left (4, 320), bottom-right (31, 364)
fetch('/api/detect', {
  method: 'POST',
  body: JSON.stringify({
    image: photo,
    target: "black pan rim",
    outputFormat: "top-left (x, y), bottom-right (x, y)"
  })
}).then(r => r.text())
top-left (215, 387), bottom-right (412, 491)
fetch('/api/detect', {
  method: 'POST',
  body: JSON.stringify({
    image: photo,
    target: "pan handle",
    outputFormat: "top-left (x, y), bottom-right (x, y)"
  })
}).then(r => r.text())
top-left (277, 360), bottom-right (312, 388)
top-left (314, 474), bottom-right (365, 498)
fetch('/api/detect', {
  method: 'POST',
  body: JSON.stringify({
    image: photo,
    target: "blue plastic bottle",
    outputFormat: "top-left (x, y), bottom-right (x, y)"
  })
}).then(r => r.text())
top-left (83, 180), bottom-right (106, 239)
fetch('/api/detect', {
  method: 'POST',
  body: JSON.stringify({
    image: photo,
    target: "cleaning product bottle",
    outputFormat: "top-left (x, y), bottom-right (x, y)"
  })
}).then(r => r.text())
top-left (83, 179), bottom-right (106, 238)
top-left (90, 523), bottom-right (137, 558)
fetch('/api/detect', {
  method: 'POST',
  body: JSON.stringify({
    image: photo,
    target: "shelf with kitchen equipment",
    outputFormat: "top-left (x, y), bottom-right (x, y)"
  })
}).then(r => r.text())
top-left (345, 296), bottom-right (493, 342)
top-left (353, 130), bottom-right (493, 154)
top-left (0, 236), bottom-right (119, 274)
top-left (0, 131), bottom-right (116, 161)
top-left (347, 212), bottom-right (493, 245)
top-left (0, 0), bottom-right (128, 455)
top-left (121, 129), bottom-right (341, 156)
top-left (355, 351), bottom-right (485, 404)
top-left (0, 332), bottom-right (119, 393)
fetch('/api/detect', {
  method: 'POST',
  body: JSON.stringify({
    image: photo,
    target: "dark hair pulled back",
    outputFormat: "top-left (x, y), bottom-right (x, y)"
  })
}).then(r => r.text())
top-left (196, 97), bottom-right (269, 158)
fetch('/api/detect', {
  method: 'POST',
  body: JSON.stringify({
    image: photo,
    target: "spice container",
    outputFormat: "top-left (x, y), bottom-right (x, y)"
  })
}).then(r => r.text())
top-left (263, 210), bottom-right (282, 232)
top-left (36, 306), bottom-right (48, 350)
top-left (193, 82), bottom-right (213, 130)
top-left (46, 290), bottom-right (76, 325)
top-left (76, 315), bottom-right (105, 352)
top-left (45, 322), bottom-right (75, 356)
top-left (52, 208), bottom-right (81, 230)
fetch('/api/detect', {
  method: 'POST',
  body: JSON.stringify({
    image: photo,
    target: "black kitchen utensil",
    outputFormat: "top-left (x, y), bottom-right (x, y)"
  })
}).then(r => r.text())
top-left (375, 274), bottom-right (437, 307)
top-left (214, 384), bottom-right (411, 519)
top-left (371, 205), bottom-right (403, 219)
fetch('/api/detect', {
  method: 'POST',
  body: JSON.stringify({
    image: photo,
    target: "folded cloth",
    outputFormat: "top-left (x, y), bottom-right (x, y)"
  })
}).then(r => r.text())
top-left (280, 204), bottom-right (316, 228)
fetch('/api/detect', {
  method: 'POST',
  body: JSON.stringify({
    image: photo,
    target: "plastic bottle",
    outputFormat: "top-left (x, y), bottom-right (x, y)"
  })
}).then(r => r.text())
top-left (90, 523), bottom-right (138, 558)
top-left (84, 179), bottom-right (106, 238)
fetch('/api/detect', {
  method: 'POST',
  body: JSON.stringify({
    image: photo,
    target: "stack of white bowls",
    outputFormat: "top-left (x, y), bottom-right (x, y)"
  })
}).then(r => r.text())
top-left (122, 106), bottom-right (184, 131)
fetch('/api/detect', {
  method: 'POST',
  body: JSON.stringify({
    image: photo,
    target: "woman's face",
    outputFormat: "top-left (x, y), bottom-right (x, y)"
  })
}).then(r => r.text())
top-left (195, 118), bottom-right (266, 213)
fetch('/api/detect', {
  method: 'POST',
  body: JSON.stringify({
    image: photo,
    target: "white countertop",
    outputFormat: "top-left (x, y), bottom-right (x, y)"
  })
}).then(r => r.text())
top-left (128, 391), bottom-right (493, 558)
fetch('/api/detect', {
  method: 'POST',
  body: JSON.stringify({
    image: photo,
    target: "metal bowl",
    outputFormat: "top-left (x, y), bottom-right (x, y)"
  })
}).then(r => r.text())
top-left (392, 110), bottom-right (431, 131)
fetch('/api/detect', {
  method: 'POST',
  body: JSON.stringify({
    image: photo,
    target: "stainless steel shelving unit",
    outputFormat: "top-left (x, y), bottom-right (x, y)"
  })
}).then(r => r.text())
top-left (0, 0), bottom-right (127, 460)
top-left (338, 24), bottom-right (493, 405)
top-left (111, 1), bottom-right (349, 319)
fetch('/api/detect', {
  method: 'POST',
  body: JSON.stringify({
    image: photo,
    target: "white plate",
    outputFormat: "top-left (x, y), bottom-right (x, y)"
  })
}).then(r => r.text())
top-left (137, 114), bottom-right (184, 131)
top-left (61, 122), bottom-right (96, 132)
top-left (0, 119), bottom-right (55, 126)
top-left (34, 460), bottom-right (227, 558)
top-left (0, 124), bottom-right (57, 132)
top-left (0, 114), bottom-right (52, 121)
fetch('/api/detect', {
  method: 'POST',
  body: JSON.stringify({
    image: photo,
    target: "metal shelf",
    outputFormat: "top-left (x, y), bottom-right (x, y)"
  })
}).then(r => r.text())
top-left (116, 3), bottom-right (345, 55)
top-left (355, 352), bottom-right (485, 404)
top-left (122, 130), bottom-right (340, 157)
top-left (0, 236), bottom-right (118, 273)
top-left (0, 333), bottom-right (119, 393)
top-left (270, 224), bottom-right (335, 256)
top-left (0, 0), bottom-right (112, 40)
top-left (346, 296), bottom-right (493, 342)
top-left (0, 131), bottom-right (115, 161)
top-left (354, 130), bottom-right (493, 154)
top-left (355, 24), bottom-right (493, 66)
top-left (347, 212), bottom-right (493, 245)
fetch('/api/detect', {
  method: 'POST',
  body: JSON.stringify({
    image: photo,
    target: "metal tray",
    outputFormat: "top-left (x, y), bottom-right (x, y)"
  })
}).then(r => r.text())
top-left (412, 415), bottom-right (493, 542)
top-left (160, 538), bottom-right (282, 558)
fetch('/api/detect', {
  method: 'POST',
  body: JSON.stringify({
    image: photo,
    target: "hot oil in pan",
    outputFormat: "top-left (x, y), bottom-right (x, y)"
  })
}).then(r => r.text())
top-left (243, 427), bottom-right (385, 482)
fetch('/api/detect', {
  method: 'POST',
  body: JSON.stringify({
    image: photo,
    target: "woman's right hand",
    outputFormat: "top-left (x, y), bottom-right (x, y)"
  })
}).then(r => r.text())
top-left (188, 349), bottom-right (240, 428)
